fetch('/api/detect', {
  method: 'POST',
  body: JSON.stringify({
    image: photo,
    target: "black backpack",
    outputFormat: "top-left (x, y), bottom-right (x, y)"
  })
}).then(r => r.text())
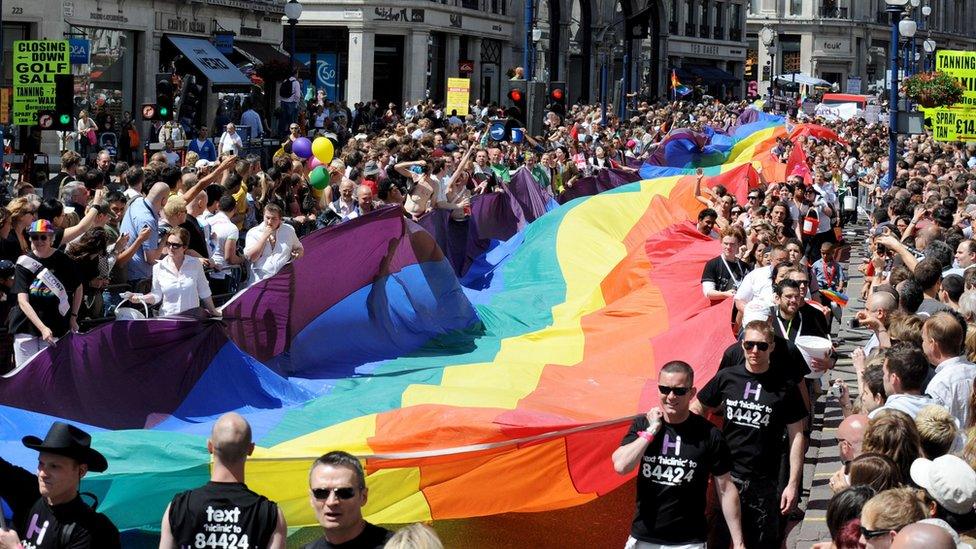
top-left (278, 77), bottom-right (293, 98)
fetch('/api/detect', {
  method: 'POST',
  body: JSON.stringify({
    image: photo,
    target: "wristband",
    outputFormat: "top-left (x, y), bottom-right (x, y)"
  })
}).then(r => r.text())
top-left (637, 430), bottom-right (655, 442)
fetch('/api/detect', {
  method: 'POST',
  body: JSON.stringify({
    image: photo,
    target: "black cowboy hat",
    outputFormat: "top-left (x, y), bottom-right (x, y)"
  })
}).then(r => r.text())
top-left (22, 422), bottom-right (108, 472)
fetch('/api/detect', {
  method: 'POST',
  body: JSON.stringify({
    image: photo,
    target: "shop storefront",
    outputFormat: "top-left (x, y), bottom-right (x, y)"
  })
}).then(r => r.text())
top-left (295, 3), bottom-right (515, 107)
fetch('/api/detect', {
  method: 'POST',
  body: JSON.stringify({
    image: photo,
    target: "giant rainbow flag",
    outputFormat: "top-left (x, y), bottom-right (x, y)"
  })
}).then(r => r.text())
top-left (0, 118), bottom-right (813, 541)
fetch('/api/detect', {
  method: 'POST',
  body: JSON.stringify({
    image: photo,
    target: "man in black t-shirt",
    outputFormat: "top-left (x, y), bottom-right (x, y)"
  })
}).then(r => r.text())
top-left (160, 413), bottom-right (287, 549)
top-left (701, 228), bottom-right (750, 302)
top-left (695, 321), bottom-right (807, 548)
top-left (771, 279), bottom-right (831, 342)
top-left (613, 361), bottom-right (746, 549)
top-left (0, 422), bottom-right (121, 548)
top-left (303, 451), bottom-right (392, 549)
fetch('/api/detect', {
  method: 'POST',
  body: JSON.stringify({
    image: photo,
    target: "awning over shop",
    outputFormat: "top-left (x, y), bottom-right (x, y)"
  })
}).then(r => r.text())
top-left (776, 72), bottom-right (833, 87)
top-left (675, 65), bottom-right (739, 85)
top-left (688, 65), bottom-right (739, 84)
top-left (234, 42), bottom-right (290, 66)
top-left (166, 36), bottom-right (251, 89)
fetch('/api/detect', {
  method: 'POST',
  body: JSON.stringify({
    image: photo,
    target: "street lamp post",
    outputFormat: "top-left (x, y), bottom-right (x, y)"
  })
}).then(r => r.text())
top-left (886, 0), bottom-right (910, 190)
top-left (284, 0), bottom-right (303, 70)
top-left (760, 25), bottom-right (776, 106)
top-left (923, 38), bottom-right (937, 72)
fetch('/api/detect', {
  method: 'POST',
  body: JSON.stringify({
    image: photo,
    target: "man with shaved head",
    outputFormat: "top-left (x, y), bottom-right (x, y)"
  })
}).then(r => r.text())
top-left (158, 413), bottom-right (287, 549)
top-left (891, 521), bottom-right (955, 549)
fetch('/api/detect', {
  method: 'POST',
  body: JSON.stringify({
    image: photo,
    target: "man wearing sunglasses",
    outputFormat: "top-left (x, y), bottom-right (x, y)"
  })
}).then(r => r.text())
top-left (613, 361), bottom-right (746, 549)
top-left (695, 321), bottom-right (807, 548)
top-left (304, 451), bottom-right (391, 548)
top-left (159, 413), bottom-right (287, 549)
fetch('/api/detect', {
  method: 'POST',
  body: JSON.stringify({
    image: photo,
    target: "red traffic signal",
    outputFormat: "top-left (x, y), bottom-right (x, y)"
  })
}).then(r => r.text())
top-left (508, 89), bottom-right (523, 103)
top-left (551, 88), bottom-right (564, 102)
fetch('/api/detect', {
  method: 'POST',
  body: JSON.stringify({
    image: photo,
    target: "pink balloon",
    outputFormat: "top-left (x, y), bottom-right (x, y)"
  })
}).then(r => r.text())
top-left (309, 157), bottom-right (323, 170)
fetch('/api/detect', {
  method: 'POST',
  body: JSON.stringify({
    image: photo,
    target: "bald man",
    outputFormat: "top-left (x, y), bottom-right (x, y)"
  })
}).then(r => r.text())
top-left (158, 413), bottom-right (287, 549)
top-left (862, 291), bottom-right (898, 356)
top-left (891, 522), bottom-right (955, 549)
top-left (837, 414), bottom-right (868, 464)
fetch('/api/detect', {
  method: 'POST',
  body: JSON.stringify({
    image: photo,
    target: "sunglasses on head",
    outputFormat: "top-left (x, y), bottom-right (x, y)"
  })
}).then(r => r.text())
top-left (742, 340), bottom-right (770, 351)
top-left (29, 234), bottom-right (49, 241)
top-left (311, 487), bottom-right (357, 501)
top-left (659, 385), bottom-right (690, 396)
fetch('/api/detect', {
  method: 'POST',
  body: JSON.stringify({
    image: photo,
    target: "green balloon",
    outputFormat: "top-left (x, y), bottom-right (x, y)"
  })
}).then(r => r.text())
top-left (310, 166), bottom-right (330, 190)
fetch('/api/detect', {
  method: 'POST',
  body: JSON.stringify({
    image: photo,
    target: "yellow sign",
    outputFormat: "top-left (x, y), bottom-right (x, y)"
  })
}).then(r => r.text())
top-left (13, 40), bottom-right (70, 126)
top-left (931, 108), bottom-right (976, 142)
top-left (935, 50), bottom-right (976, 108)
top-left (445, 78), bottom-right (471, 118)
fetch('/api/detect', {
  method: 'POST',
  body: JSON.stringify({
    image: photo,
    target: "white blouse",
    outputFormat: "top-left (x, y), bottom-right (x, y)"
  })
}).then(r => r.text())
top-left (149, 255), bottom-right (212, 317)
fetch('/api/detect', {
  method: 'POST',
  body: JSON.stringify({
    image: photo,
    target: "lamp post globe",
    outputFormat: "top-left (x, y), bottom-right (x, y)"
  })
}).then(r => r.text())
top-left (284, 0), bottom-right (303, 24)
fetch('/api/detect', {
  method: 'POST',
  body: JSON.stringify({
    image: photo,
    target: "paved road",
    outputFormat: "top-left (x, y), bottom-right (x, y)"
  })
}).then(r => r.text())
top-left (786, 221), bottom-right (871, 549)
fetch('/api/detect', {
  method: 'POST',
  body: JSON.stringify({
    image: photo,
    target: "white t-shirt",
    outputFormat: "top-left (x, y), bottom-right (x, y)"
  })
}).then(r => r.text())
top-left (245, 222), bottom-right (300, 285)
top-left (207, 212), bottom-right (239, 274)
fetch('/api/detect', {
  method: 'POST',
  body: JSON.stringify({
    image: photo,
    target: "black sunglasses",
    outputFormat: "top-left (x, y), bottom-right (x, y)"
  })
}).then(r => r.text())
top-left (659, 385), bottom-right (691, 396)
top-left (311, 487), bottom-right (357, 501)
top-left (29, 234), bottom-right (49, 241)
top-left (166, 241), bottom-right (185, 248)
top-left (742, 341), bottom-right (770, 351)
top-left (748, 195), bottom-right (760, 200)
top-left (859, 525), bottom-right (897, 539)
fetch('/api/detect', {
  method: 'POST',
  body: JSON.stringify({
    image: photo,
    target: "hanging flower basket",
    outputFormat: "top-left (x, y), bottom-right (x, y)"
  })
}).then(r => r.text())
top-left (902, 71), bottom-right (965, 108)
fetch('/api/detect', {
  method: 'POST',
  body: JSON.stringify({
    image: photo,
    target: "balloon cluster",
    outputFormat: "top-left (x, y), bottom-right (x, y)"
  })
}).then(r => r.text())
top-left (293, 136), bottom-right (337, 190)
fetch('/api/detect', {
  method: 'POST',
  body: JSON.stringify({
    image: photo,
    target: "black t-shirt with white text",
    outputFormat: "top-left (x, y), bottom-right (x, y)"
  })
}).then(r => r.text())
top-left (719, 334), bottom-right (811, 386)
top-left (701, 255), bottom-right (750, 293)
top-left (168, 482), bottom-right (278, 549)
top-left (301, 522), bottom-right (392, 549)
top-left (697, 364), bottom-right (807, 480)
top-left (17, 495), bottom-right (120, 549)
top-left (620, 413), bottom-right (732, 544)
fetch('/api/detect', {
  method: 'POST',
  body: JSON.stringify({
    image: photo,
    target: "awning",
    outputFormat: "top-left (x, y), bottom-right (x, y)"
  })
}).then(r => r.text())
top-left (234, 41), bottom-right (290, 66)
top-left (166, 36), bottom-right (251, 90)
top-left (688, 65), bottom-right (739, 84)
top-left (776, 73), bottom-right (833, 87)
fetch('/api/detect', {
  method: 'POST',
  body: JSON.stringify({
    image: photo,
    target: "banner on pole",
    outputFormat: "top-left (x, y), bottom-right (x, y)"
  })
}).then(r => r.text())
top-left (935, 50), bottom-right (976, 108)
top-left (13, 40), bottom-right (70, 126)
top-left (446, 78), bottom-right (470, 117)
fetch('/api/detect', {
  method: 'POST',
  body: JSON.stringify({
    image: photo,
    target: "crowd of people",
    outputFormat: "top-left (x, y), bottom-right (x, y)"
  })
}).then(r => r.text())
top-left (6, 73), bottom-right (976, 547)
top-left (616, 107), bottom-right (976, 548)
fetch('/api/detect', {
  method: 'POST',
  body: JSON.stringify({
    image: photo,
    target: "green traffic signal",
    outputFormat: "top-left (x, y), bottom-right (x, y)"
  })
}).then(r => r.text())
top-left (59, 114), bottom-right (71, 125)
top-left (159, 107), bottom-right (169, 116)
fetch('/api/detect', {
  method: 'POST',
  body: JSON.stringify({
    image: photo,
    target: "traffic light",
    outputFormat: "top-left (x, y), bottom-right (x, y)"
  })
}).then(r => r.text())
top-left (506, 81), bottom-right (527, 127)
top-left (548, 81), bottom-right (567, 118)
top-left (38, 74), bottom-right (73, 131)
top-left (154, 74), bottom-right (174, 121)
top-left (178, 76), bottom-right (204, 129)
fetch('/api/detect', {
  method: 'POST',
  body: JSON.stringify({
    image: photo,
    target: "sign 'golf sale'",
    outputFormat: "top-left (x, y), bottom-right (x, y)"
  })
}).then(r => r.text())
top-left (13, 40), bottom-right (70, 126)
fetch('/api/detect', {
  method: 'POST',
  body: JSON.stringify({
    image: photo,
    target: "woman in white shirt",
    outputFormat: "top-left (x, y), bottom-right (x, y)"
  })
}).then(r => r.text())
top-left (130, 227), bottom-right (220, 317)
top-left (218, 123), bottom-right (243, 156)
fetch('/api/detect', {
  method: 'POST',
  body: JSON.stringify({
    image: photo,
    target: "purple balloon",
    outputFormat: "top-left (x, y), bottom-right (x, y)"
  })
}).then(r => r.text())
top-left (292, 137), bottom-right (313, 159)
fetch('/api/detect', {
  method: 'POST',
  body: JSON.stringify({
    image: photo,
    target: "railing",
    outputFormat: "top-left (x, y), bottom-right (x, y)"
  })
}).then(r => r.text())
top-left (700, 24), bottom-right (710, 38)
top-left (819, 6), bottom-right (849, 18)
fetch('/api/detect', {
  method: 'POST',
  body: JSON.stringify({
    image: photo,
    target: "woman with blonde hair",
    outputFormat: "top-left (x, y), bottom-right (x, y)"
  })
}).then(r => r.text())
top-left (5, 196), bottom-right (39, 257)
top-left (859, 487), bottom-right (927, 546)
top-left (383, 523), bottom-right (442, 549)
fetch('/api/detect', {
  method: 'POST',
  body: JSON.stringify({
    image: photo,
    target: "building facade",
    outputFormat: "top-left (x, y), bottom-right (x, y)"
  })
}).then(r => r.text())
top-left (526, 0), bottom-right (748, 107)
top-left (3, 0), bottom-right (284, 159)
top-left (747, 0), bottom-right (976, 97)
top-left (293, 1), bottom-right (516, 107)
